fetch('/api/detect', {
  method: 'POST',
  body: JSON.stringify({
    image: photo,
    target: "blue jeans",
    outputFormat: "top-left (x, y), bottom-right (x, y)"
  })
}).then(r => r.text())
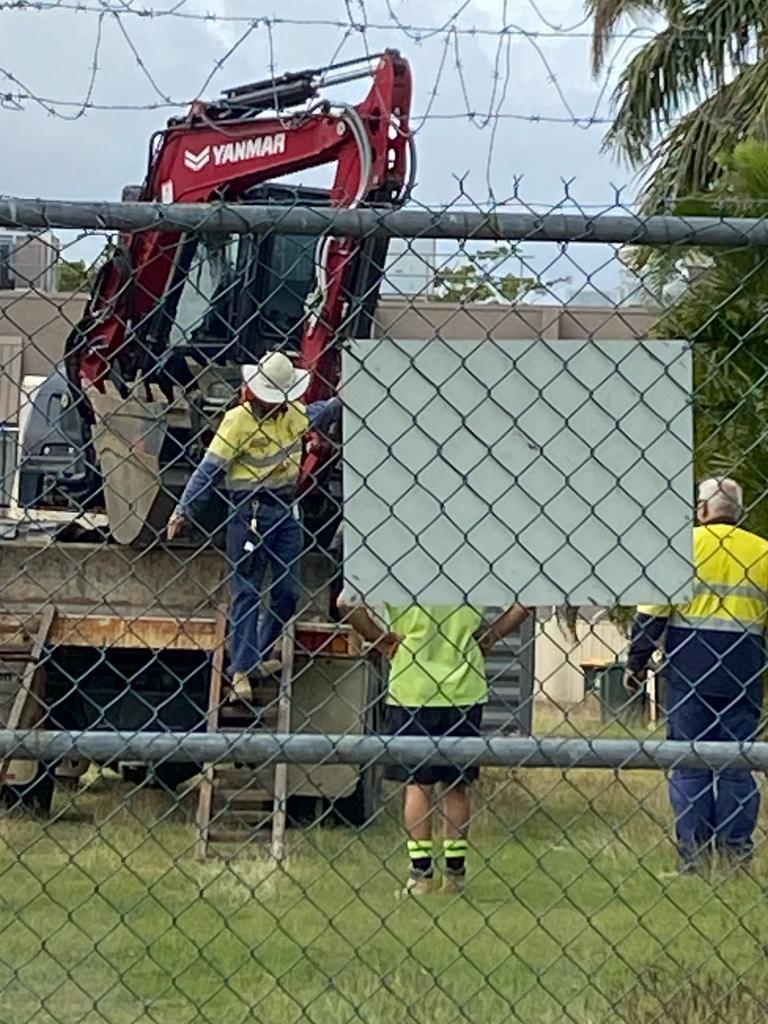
top-left (226, 492), bottom-right (303, 674)
top-left (666, 683), bottom-right (762, 860)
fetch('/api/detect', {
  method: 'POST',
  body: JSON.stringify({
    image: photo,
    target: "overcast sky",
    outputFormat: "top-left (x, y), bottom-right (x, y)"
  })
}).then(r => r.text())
top-left (1, 0), bottom-right (656, 295)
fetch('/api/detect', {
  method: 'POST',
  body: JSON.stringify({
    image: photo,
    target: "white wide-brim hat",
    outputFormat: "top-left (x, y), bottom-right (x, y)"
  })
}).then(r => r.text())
top-left (242, 351), bottom-right (310, 404)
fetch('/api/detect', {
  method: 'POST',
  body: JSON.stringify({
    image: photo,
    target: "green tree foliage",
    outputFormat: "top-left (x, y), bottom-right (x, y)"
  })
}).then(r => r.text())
top-left (57, 259), bottom-right (91, 292)
top-left (641, 139), bottom-right (768, 536)
top-left (587, 0), bottom-right (768, 207)
top-left (433, 244), bottom-right (556, 303)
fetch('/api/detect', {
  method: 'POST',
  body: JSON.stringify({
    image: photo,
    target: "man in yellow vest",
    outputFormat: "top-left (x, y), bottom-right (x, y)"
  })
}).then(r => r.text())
top-left (626, 478), bottom-right (768, 873)
top-left (339, 593), bottom-right (529, 895)
top-left (167, 351), bottom-right (339, 702)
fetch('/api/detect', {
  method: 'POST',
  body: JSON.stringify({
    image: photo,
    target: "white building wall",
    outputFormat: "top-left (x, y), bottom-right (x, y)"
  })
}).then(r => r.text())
top-left (380, 237), bottom-right (437, 297)
top-left (534, 612), bottom-right (628, 706)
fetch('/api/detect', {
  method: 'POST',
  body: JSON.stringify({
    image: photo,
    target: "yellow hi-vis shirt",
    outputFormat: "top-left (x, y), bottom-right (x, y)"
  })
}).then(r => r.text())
top-left (637, 523), bottom-right (768, 633)
top-left (207, 402), bottom-right (309, 492)
top-left (386, 605), bottom-right (488, 708)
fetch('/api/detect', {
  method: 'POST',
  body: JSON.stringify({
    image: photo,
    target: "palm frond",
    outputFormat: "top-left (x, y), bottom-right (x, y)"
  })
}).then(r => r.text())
top-left (586, 0), bottom-right (666, 74)
top-left (604, 2), bottom-right (768, 165)
top-left (633, 61), bottom-right (768, 206)
top-left (629, 135), bottom-right (768, 292)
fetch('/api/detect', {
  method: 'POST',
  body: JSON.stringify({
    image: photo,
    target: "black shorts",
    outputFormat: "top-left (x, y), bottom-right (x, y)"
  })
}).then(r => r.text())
top-left (384, 704), bottom-right (484, 786)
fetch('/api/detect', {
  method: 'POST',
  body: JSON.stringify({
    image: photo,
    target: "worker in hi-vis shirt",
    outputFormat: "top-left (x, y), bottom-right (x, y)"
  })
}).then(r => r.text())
top-left (167, 351), bottom-right (339, 703)
top-left (626, 478), bottom-right (768, 874)
top-left (339, 590), bottom-right (529, 896)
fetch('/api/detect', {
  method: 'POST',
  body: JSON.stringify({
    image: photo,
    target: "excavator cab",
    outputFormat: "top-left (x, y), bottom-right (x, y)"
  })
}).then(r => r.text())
top-left (161, 185), bottom-right (330, 366)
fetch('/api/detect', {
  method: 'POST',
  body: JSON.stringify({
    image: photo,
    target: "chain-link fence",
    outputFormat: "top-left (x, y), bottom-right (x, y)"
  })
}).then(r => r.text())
top-left (1, 193), bottom-right (768, 1024)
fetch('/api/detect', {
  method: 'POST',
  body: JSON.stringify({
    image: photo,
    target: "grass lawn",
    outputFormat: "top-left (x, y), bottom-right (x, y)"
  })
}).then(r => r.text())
top-left (1, 734), bottom-right (768, 1024)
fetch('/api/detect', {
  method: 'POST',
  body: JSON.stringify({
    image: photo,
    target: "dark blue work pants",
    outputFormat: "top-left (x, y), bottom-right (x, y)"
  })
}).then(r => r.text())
top-left (225, 492), bottom-right (303, 675)
top-left (666, 683), bottom-right (762, 860)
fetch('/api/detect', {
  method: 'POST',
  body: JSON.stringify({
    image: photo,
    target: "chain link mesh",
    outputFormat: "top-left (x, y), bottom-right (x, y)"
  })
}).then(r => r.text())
top-left (0, 195), bottom-right (767, 1024)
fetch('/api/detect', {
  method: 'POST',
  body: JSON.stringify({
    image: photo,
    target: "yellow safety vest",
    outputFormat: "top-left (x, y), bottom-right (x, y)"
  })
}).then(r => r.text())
top-left (207, 402), bottom-right (309, 492)
top-left (639, 523), bottom-right (768, 635)
top-left (385, 605), bottom-right (487, 708)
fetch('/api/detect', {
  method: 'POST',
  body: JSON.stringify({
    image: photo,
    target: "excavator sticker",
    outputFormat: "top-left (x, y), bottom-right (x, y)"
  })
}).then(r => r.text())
top-left (183, 147), bottom-right (212, 172)
top-left (183, 133), bottom-right (287, 173)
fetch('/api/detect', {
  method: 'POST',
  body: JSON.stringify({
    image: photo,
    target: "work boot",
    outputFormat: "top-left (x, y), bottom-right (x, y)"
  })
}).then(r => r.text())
top-left (252, 658), bottom-right (283, 680)
top-left (228, 661), bottom-right (283, 704)
top-left (677, 848), bottom-right (713, 877)
top-left (442, 870), bottom-right (466, 895)
top-left (719, 845), bottom-right (753, 875)
top-left (229, 671), bottom-right (253, 703)
top-left (398, 873), bottom-right (434, 897)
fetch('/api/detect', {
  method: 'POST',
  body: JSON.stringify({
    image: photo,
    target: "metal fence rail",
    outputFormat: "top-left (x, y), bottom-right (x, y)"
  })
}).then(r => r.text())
top-left (3, 196), bottom-right (768, 244)
top-left (3, 730), bottom-right (768, 772)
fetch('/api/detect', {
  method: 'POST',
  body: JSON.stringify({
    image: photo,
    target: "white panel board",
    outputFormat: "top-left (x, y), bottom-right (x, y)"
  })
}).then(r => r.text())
top-left (342, 337), bottom-right (693, 606)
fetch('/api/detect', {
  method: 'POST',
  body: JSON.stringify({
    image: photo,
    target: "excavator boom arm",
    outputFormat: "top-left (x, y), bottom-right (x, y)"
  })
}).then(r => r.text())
top-left (69, 50), bottom-right (412, 394)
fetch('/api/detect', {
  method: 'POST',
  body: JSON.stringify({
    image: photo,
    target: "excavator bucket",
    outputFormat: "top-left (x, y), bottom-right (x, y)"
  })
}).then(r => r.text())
top-left (89, 391), bottom-right (174, 545)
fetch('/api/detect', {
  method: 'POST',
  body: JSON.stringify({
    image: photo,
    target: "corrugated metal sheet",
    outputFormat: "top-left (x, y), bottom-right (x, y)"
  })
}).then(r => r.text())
top-left (483, 612), bottom-right (535, 735)
top-left (0, 335), bottom-right (23, 424)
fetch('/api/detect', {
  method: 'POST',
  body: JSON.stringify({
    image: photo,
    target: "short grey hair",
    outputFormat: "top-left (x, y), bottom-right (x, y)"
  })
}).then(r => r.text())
top-left (698, 477), bottom-right (743, 520)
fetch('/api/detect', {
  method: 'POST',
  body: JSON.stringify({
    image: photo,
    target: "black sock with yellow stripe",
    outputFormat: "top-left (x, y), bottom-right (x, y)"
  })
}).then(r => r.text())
top-left (444, 838), bottom-right (468, 875)
top-left (407, 839), bottom-right (434, 877)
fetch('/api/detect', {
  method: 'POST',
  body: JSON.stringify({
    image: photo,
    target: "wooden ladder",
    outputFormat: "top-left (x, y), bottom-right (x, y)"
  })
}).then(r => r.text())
top-left (196, 613), bottom-right (294, 859)
top-left (0, 606), bottom-right (57, 797)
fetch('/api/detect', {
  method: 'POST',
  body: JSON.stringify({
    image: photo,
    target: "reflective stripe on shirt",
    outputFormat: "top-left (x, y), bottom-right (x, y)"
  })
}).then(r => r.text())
top-left (638, 526), bottom-right (768, 634)
top-left (691, 580), bottom-right (768, 602)
top-left (668, 613), bottom-right (765, 636)
top-left (238, 440), bottom-right (303, 470)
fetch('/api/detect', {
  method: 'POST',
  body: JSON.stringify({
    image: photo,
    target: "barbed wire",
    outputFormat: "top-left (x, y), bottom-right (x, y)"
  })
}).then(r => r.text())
top-left (0, 8), bottom-right (629, 132)
top-left (0, 83), bottom-right (616, 126)
top-left (0, 0), bottom-right (608, 33)
top-left (0, 0), bottom-right (685, 215)
top-left (0, 0), bottom-right (711, 38)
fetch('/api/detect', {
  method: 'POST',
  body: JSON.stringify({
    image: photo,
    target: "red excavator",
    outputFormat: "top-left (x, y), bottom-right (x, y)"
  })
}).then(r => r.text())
top-left (21, 51), bottom-right (413, 543)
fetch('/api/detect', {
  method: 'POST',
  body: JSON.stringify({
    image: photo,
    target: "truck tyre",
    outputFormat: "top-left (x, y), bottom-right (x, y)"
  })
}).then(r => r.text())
top-left (1, 764), bottom-right (55, 817)
top-left (151, 763), bottom-right (200, 792)
top-left (122, 763), bottom-right (198, 791)
top-left (120, 764), bottom-right (148, 786)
